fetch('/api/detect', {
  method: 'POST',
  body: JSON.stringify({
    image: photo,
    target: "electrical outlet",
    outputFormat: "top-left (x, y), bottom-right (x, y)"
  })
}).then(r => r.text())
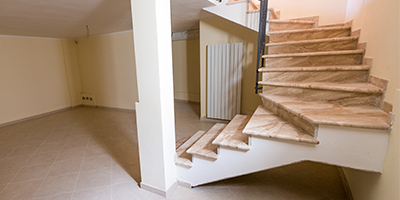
top-left (81, 93), bottom-right (96, 106)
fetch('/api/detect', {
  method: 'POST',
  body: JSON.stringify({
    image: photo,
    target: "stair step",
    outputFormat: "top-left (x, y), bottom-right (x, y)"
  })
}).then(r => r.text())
top-left (259, 65), bottom-right (370, 72)
top-left (186, 123), bottom-right (227, 160)
top-left (259, 82), bottom-right (383, 94)
top-left (269, 19), bottom-right (316, 32)
top-left (268, 26), bottom-right (352, 43)
top-left (212, 115), bottom-right (251, 151)
top-left (243, 105), bottom-right (319, 144)
top-left (260, 65), bottom-right (370, 83)
top-left (266, 36), bottom-right (359, 54)
top-left (260, 94), bottom-right (391, 130)
top-left (263, 49), bottom-right (364, 58)
top-left (263, 50), bottom-right (364, 67)
top-left (260, 82), bottom-right (382, 107)
top-left (176, 130), bottom-right (206, 168)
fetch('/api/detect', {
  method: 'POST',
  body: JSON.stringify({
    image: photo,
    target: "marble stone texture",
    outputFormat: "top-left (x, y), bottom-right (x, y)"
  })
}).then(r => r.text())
top-left (212, 115), bottom-right (251, 151)
top-left (262, 69), bottom-right (369, 83)
top-left (243, 106), bottom-right (319, 144)
top-left (264, 52), bottom-right (364, 67)
top-left (176, 130), bottom-right (206, 168)
top-left (261, 95), bottom-right (316, 136)
top-left (261, 85), bottom-right (382, 107)
top-left (260, 94), bottom-right (391, 130)
top-left (268, 27), bottom-right (351, 43)
top-left (269, 20), bottom-right (316, 32)
top-left (267, 37), bottom-right (359, 54)
top-left (186, 123), bottom-right (227, 160)
top-left (369, 75), bottom-right (389, 108)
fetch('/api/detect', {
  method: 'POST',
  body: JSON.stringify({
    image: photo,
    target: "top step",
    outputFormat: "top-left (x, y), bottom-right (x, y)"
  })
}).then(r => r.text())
top-left (268, 26), bottom-right (352, 43)
top-left (269, 20), bottom-right (317, 32)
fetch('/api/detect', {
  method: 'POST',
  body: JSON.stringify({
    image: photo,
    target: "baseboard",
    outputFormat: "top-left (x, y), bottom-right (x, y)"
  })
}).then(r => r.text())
top-left (0, 106), bottom-right (78, 128)
top-left (140, 181), bottom-right (177, 197)
top-left (94, 105), bottom-right (135, 113)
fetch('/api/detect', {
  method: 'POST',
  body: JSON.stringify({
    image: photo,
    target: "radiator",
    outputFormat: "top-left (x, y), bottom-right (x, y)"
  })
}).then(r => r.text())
top-left (207, 43), bottom-right (244, 120)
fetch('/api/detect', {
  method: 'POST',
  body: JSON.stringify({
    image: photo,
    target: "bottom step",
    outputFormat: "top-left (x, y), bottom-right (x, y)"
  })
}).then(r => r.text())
top-left (243, 106), bottom-right (319, 144)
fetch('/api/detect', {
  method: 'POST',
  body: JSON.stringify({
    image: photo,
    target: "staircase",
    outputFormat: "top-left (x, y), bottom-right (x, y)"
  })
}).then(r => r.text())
top-left (176, 1), bottom-right (394, 187)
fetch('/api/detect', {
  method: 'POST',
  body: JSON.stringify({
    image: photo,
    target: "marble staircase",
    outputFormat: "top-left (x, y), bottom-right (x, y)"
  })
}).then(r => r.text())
top-left (176, 5), bottom-right (394, 187)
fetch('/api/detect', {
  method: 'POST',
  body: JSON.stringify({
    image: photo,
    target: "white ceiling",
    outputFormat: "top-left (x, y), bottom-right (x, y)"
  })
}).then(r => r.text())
top-left (0, 0), bottom-right (216, 39)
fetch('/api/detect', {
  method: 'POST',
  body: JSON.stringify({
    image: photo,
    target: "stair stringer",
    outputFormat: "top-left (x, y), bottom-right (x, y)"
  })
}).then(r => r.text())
top-left (176, 125), bottom-right (389, 187)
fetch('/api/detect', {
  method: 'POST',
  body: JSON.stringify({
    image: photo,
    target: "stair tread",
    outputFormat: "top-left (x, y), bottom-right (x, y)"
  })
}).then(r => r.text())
top-left (176, 130), bottom-right (206, 168)
top-left (243, 105), bottom-right (319, 144)
top-left (269, 19), bottom-right (316, 24)
top-left (260, 94), bottom-right (391, 130)
top-left (258, 65), bottom-right (370, 72)
top-left (258, 81), bottom-right (383, 94)
top-left (212, 115), bottom-right (251, 151)
top-left (187, 123), bottom-right (227, 160)
top-left (263, 49), bottom-right (364, 58)
top-left (268, 26), bottom-right (351, 35)
top-left (266, 36), bottom-right (359, 46)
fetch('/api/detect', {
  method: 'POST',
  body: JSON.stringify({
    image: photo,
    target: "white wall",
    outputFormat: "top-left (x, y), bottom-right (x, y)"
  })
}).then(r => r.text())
top-left (0, 36), bottom-right (74, 125)
top-left (200, 18), bottom-right (263, 118)
top-left (61, 39), bottom-right (82, 107)
top-left (76, 31), bottom-right (138, 110)
top-left (269, 0), bottom-right (348, 25)
top-left (343, 0), bottom-right (400, 199)
top-left (172, 39), bottom-right (201, 102)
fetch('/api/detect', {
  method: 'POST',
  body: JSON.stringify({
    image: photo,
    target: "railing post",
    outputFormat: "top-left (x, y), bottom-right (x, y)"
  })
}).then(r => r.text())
top-left (255, 0), bottom-right (269, 94)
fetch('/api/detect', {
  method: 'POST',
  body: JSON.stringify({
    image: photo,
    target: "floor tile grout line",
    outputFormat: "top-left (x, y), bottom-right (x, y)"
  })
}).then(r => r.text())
top-left (32, 120), bottom-right (78, 199)
top-left (70, 127), bottom-right (92, 200)
top-left (0, 118), bottom-right (61, 195)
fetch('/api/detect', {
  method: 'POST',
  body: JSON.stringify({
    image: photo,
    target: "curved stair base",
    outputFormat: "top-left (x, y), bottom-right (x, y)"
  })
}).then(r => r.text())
top-left (177, 125), bottom-right (389, 187)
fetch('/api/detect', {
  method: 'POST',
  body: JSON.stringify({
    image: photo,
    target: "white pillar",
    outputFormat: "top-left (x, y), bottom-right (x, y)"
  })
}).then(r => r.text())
top-left (130, 0), bottom-right (177, 196)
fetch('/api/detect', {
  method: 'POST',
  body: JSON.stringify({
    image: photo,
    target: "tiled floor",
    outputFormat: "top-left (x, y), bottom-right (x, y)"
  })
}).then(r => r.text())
top-left (0, 101), bottom-right (349, 200)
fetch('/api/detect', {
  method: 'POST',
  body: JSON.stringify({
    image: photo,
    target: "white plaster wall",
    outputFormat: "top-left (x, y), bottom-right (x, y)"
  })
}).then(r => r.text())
top-left (0, 36), bottom-right (72, 125)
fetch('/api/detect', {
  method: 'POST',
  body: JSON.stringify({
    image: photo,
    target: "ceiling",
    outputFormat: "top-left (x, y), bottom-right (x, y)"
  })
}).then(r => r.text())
top-left (0, 0), bottom-right (216, 39)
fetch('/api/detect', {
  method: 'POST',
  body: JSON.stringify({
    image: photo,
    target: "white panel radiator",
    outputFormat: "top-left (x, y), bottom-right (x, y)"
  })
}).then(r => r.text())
top-left (207, 43), bottom-right (244, 120)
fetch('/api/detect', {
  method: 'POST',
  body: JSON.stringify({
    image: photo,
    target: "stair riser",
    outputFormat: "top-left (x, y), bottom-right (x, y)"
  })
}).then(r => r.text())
top-left (269, 22), bottom-right (315, 32)
top-left (265, 54), bottom-right (363, 67)
top-left (262, 86), bottom-right (381, 107)
top-left (261, 96), bottom-right (316, 136)
top-left (269, 29), bottom-right (351, 43)
top-left (262, 70), bottom-right (369, 83)
top-left (268, 40), bottom-right (358, 54)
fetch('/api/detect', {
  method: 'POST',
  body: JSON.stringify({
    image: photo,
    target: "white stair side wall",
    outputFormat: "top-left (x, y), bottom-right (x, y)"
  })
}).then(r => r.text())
top-left (177, 125), bottom-right (389, 186)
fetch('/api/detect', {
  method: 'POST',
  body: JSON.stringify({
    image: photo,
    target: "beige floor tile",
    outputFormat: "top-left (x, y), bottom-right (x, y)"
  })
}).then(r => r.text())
top-left (76, 168), bottom-right (112, 191)
top-left (72, 185), bottom-right (112, 200)
top-left (48, 159), bottom-right (83, 177)
top-left (25, 152), bottom-right (59, 167)
top-left (0, 155), bottom-right (31, 170)
top-left (11, 163), bottom-right (52, 183)
top-left (85, 145), bottom-right (111, 157)
top-left (0, 168), bottom-right (19, 185)
top-left (32, 192), bottom-right (72, 200)
top-left (57, 147), bottom-right (86, 161)
top-left (81, 154), bottom-right (112, 171)
top-left (35, 173), bottom-right (79, 198)
top-left (0, 179), bottom-right (43, 200)
top-left (112, 164), bottom-right (138, 184)
top-left (35, 142), bottom-right (64, 154)
top-left (8, 144), bottom-right (40, 157)
top-left (0, 184), bottom-right (6, 193)
top-left (111, 182), bottom-right (140, 200)
top-left (0, 147), bottom-right (14, 159)
top-left (63, 137), bottom-right (90, 149)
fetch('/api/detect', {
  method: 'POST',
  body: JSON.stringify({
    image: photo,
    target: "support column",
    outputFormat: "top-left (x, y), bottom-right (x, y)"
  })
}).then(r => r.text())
top-left (130, 0), bottom-right (176, 196)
